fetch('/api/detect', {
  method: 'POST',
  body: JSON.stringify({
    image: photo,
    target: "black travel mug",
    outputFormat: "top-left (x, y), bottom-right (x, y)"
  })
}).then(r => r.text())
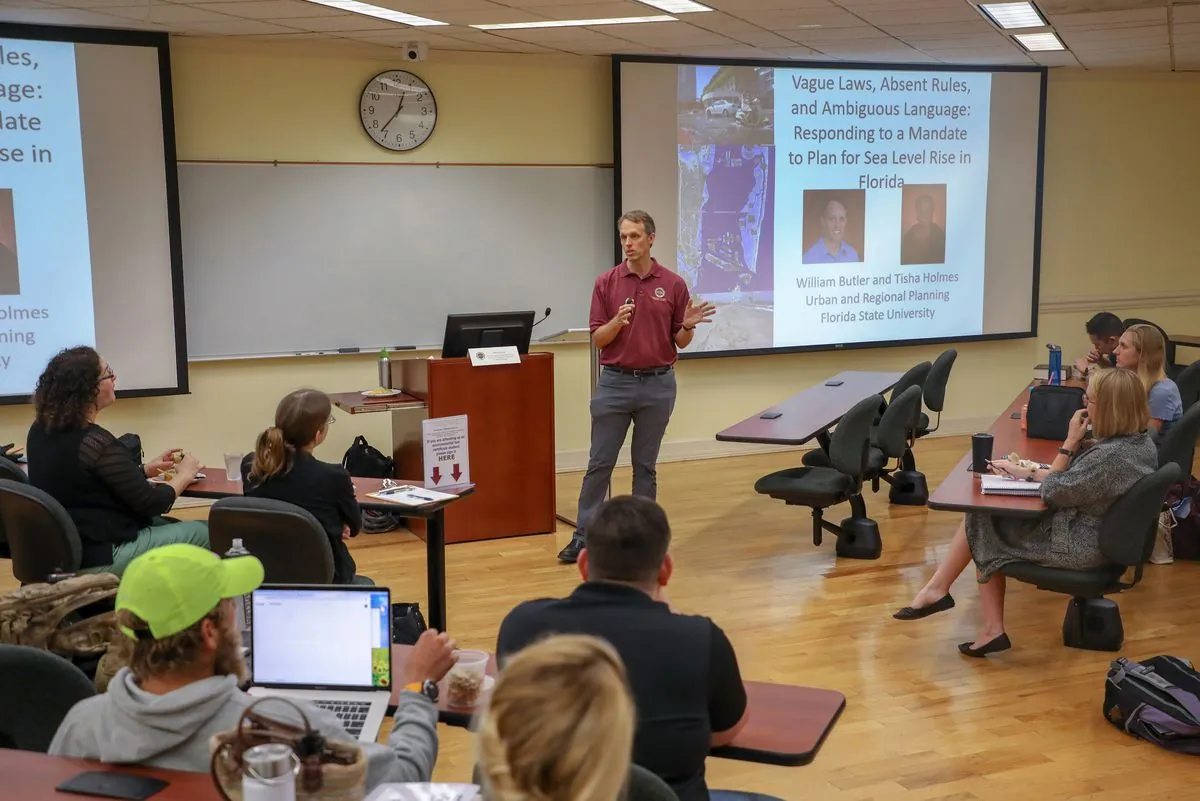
top-left (971, 433), bottom-right (994, 473)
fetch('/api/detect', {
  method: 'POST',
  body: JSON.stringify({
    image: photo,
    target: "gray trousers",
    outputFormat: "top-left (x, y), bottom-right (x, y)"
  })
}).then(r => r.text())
top-left (576, 368), bottom-right (677, 536)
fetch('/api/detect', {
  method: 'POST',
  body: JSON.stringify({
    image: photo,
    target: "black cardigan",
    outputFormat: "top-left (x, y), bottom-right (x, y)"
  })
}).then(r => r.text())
top-left (27, 422), bottom-right (177, 567)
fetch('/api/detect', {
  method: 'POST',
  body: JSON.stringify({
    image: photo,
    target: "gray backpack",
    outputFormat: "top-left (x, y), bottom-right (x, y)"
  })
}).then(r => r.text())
top-left (1104, 655), bottom-right (1200, 754)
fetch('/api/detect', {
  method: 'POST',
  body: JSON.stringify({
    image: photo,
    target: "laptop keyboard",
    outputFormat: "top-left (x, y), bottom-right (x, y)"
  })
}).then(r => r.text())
top-left (313, 700), bottom-right (372, 738)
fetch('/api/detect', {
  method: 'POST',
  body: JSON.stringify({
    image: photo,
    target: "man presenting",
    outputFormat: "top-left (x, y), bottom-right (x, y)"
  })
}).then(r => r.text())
top-left (557, 210), bottom-right (715, 564)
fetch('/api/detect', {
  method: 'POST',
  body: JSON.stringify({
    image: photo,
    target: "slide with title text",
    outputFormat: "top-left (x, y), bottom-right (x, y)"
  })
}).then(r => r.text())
top-left (640, 60), bottom-right (1042, 356)
top-left (0, 37), bottom-right (95, 389)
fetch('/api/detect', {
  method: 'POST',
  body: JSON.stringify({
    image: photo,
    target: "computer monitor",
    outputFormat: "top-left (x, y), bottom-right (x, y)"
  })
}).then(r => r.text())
top-left (441, 311), bottom-right (536, 358)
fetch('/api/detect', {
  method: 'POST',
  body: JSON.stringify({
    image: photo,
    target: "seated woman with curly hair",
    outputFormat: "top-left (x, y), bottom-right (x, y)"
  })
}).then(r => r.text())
top-left (26, 346), bottom-right (209, 574)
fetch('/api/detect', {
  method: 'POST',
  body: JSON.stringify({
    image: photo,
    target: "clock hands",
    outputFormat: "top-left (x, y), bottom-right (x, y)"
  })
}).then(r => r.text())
top-left (381, 89), bottom-right (406, 136)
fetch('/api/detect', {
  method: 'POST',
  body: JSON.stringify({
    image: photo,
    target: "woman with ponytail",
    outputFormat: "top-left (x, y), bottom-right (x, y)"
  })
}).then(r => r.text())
top-left (241, 389), bottom-right (370, 584)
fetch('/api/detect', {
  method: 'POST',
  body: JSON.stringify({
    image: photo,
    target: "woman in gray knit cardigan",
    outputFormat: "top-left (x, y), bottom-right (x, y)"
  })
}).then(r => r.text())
top-left (895, 368), bottom-right (1158, 657)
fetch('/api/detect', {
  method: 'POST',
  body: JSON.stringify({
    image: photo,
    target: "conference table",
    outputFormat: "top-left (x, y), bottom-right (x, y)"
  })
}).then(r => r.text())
top-left (184, 473), bottom-right (474, 631)
top-left (716, 370), bottom-right (904, 447)
top-left (927, 380), bottom-right (1085, 517)
top-left (387, 645), bottom-right (845, 767)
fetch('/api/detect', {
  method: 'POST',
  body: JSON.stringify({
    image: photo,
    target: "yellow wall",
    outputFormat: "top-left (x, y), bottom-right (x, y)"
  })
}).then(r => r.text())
top-left (1, 42), bottom-right (1198, 467)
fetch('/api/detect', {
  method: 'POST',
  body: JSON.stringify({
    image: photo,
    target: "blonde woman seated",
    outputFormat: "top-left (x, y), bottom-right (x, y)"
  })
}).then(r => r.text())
top-left (1114, 323), bottom-right (1182, 433)
top-left (895, 369), bottom-right (1158, 657)
top-left (477, 634), bottom-right (643, 801)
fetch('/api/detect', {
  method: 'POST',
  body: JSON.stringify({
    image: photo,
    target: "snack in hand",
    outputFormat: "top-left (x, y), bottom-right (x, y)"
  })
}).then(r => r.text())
top-left (171, 450), bottom-right (184, 463)
top-left (1006, 452), bottom-right (1040, 470)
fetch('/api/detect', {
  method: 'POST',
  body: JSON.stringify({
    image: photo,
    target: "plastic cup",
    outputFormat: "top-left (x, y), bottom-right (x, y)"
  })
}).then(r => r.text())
top-left (446, 650), bottom-right (488, 708)
top-left (223, 453), bottom-right (244, 482)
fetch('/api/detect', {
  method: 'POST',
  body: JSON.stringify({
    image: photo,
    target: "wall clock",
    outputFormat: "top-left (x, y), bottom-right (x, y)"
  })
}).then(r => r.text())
top-left (359, 70), bottom-right (437, 152)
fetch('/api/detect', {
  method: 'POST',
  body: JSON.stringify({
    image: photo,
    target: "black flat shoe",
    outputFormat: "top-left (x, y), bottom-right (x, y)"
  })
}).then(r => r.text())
top-left (958, 633), bottom-right (1011, 658)
top-left (893, 593), bottom-right (955, 620)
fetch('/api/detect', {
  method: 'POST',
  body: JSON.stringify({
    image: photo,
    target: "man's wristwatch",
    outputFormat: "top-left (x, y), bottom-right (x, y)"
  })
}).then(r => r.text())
top-left (403, 680), bottom-right (439, 701)
top-left (682, 323), bottom-right (695, 331)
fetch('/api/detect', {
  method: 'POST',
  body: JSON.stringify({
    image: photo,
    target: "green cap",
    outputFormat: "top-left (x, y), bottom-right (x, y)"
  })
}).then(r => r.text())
top-left (116, 543), bottom-right (264, 640)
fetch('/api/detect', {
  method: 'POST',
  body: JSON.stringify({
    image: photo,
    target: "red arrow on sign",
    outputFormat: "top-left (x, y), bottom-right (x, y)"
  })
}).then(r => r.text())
top-left (431, 466), bottom-right (442, 484)
top-left (451, 463), bottom-right (462, 482)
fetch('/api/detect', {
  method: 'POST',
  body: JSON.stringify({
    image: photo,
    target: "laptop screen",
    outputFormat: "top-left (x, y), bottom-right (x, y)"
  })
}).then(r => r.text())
top-left (251, 587), bottom-right (391, 690)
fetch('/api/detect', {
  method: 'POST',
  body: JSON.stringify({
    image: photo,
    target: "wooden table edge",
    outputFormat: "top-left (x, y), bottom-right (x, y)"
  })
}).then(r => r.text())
top-left (710, 690), bottom-right (847, 767)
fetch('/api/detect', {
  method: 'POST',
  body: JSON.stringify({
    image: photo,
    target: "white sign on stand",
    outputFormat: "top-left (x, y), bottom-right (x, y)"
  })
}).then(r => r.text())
top-left (469, 346), bottom-right (521, 367)
top-left (422, 414), bottom-right (471, 489)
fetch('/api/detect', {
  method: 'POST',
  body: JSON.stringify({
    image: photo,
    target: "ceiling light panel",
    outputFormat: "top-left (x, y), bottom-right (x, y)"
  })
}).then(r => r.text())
top-left (1013, 31), bottom-right (1065, 50)
top-left (636, 0), bottom-right (712, 12)
top-left (473, 15), bottom-right (676, 30)
top-left (979, 2), bottom-right (1047, 30)
top-left (302, 0), bottom-right (446, 25)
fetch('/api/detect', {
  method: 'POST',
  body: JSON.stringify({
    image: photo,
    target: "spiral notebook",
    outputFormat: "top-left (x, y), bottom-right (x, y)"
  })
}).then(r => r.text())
top-left (980, 475), bottom-right (1042, 496)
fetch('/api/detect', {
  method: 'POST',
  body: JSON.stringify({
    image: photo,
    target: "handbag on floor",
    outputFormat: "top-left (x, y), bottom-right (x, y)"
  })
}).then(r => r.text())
top-left (391, 602), bottom-right (428, 645)
top-left (1104, 655), bottom-right (1200, 755)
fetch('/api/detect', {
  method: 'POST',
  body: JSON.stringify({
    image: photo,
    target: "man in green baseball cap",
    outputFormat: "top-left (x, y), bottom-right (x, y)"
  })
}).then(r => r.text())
top-left (49, 544), bottom-right (458, 789)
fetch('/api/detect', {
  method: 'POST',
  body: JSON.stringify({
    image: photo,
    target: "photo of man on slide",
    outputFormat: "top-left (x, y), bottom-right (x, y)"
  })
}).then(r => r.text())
top-left (802, 190), bottom-right (864, 264)
top-left (0, 189), bottom-right (20, 295)
top-left (900, 185), bottom-right (947, 266)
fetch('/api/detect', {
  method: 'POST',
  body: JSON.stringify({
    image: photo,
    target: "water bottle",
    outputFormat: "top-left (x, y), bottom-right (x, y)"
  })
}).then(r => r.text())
top-left (1047, 344), bottom-right (1063, 386)
top-left (223, 538), bottom-right (253, 650)
top-left (378, 347), bottom-right (391, 389)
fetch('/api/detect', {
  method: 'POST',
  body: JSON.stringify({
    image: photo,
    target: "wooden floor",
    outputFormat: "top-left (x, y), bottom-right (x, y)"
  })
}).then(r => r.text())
top-left (7, 436), bottom-right (1199, 799)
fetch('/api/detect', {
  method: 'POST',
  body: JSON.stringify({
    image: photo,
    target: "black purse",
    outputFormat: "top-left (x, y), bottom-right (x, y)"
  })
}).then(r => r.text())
top-left (391, 602), bottom-right (428, 644)
top-left (1026, 385), bottom-right (1085, 440)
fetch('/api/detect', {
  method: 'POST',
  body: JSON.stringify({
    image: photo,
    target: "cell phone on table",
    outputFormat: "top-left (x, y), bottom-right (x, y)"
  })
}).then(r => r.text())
top-left (824, 380), bottom-right (844, 387)
top-left (759, 411), bottom-right (782, 420)
top-left (56, 771), bottom-right (168, 800)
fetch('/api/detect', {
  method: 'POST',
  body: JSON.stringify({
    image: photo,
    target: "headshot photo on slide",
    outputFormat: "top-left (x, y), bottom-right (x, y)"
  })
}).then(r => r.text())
top-left (900, 184), bottom-right (947, 266)
top-left (0, 189), bottom-right (19, 295)
top-left (802, 189), bottom-right (865, 264)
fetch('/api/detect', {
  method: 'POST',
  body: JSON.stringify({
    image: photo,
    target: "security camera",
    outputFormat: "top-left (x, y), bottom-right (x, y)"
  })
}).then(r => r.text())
top-left (402, 42), bottom-right (428, 62)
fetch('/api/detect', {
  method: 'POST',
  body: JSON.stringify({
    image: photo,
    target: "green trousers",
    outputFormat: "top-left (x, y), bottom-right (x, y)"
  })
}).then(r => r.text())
top-left (84, 519), bottom-right (211, 576)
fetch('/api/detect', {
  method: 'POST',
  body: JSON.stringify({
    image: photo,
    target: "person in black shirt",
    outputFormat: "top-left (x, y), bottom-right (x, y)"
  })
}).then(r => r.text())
top-left (241, 389), bottom-right (370, 585)
top-left (497, 496), bottom-right (748, 801)
top-left (27, 346), bottom-right (209, 573)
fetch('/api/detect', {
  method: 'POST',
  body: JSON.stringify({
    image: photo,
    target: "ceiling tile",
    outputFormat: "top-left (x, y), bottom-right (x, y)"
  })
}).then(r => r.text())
top-left (0, 3), bottom-right (158, 24)
top-left (175, 16), bottom-right (299, 32)
top-left (598, 21), bottom-right (730, 45)
top-left (434, 7), bottom-right (552, 24)
top-left (740, 6), bottom-right (867, 29)
top-left (101, 3), bottom-right (242, 23)
top-left (538, 1), bottom-right (656, 19)
top-left (199, 0), bottom-right (345, 20)
top-left (271, 13), bottom-right (400, 30)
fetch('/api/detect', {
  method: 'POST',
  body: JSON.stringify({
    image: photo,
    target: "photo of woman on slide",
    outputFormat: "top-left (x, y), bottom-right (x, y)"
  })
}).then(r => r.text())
top-left (0, 189), bottom-right (20, 295)
top-left (802, 189), bottom-right (865, 264)
top-left (900, 184), bottom-right (947, 266)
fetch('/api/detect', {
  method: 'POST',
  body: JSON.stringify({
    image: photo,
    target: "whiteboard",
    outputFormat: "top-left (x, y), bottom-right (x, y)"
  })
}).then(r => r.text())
top-left (179, 162), bottom-right (613, 359)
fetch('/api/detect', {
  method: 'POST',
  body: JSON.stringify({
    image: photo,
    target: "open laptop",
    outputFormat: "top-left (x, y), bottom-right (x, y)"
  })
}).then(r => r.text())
top-left (247, 585), bottom-right (392, 743)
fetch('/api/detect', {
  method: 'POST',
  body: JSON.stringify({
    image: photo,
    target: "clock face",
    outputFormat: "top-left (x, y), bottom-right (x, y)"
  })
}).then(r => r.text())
top-left (359, 70), bottom-right (437, 152)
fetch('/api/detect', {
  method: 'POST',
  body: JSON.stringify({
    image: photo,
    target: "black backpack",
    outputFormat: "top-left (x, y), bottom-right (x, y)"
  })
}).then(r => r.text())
top-left (342, 435), bottom-right (395, 479)
top-left (1104, 655), bottom-right (1200, 754)
top-left (342, 436), bottom-right (401, 534)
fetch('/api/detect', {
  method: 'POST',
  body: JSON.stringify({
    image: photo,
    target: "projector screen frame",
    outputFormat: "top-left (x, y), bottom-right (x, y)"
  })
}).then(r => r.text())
top-left (0, 21), bottom-right (189, 404)
top-left (612, 54), bottom-right (1049, 362)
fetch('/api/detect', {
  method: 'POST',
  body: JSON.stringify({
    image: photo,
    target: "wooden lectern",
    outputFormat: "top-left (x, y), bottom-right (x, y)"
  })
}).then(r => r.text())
top-left (382, 353), bottom-right (556, 544)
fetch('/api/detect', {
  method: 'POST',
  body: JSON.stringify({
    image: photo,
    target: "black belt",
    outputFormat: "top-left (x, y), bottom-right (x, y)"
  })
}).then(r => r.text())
top-left (604, 365), bottom-right (673, 377)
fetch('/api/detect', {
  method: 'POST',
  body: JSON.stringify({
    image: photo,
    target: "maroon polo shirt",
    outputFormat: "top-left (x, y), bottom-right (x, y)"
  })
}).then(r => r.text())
top-left (590, 259), bottom-right (690, 370)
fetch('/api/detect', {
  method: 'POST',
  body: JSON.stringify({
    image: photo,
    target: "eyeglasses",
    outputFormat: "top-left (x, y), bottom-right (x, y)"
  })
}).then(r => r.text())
top-left (328, 414), bottom-right (336, 425)
top-left (99, 367), bottom-right (116, 383)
